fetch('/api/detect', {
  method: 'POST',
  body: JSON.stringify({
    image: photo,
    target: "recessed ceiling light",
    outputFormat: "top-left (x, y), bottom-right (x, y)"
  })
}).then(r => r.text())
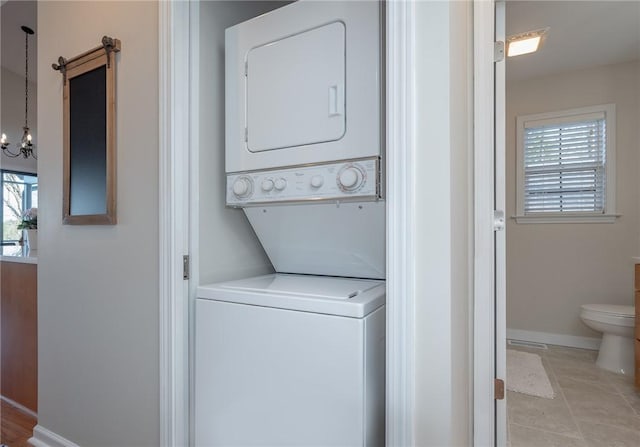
top-left (507, 28), bottom-right (549, 57)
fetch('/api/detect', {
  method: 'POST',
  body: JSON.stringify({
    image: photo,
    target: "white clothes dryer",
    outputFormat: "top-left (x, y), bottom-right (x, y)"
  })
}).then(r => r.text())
top-left (195, 273), bottom-right (386, 447)
top-left (225, 0), bottom-right (383, 173)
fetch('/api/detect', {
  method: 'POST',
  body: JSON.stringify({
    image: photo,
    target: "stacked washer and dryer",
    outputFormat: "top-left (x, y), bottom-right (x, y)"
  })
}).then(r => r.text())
top-left (195, 1), bottom-right (386, 446)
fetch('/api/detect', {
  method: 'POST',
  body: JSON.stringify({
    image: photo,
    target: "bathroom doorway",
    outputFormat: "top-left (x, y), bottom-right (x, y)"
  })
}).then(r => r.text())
top-left (503, 1), bottom-right (640, 445)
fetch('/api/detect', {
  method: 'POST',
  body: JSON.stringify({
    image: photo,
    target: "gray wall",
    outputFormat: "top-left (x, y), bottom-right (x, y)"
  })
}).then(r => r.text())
top-left (37, 2), bottom-right (159, 445)
top-left (506, 61), bottom-right (640, 340)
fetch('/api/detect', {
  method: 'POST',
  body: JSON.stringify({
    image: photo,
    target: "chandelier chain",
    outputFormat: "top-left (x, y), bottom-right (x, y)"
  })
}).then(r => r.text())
top-left (24, 29), bottom-right (29, 127)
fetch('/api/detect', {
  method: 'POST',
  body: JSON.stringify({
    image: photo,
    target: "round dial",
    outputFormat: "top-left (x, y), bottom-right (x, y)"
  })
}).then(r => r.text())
top-left (310, 175), bottom-right (324, 188)
top-left (261, 179), bottom-right (274, 192)
top-left (274, 178), bottom-right (287, 191)
top-left (232, 176), bottom-right (253, 198)
top-left (337, 164), bottom-right (366, 192)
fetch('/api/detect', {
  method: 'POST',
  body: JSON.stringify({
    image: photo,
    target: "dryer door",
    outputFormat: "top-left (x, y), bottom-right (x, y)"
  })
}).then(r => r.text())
top-left (247, 22), bottom-right (346, 153)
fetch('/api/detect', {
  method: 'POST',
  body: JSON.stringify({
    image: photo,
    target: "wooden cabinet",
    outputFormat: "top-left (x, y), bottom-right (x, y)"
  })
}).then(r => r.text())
top-left (0, 261), bottom-right (37, 413)
top-left (636, 264), bottom-right (640, 388)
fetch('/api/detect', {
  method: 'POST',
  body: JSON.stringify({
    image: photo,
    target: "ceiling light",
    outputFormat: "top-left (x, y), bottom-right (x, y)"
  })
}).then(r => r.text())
top-left (1, 25), bottom-right (37, 159)
top-left (507, 28), bottom-right (549, 58)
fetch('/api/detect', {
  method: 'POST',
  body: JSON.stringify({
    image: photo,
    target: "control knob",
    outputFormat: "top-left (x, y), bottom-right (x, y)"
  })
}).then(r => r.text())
top-left (337, 165), bottom-right (365, 192)
top-left (310, 175), bottom-right (324, 188)
top-left (274, 178), bottom-right (287, 191)
top-left (261, 179), bottom-right (274, 192)
top-left (232, 176), bottom-right (253, 198)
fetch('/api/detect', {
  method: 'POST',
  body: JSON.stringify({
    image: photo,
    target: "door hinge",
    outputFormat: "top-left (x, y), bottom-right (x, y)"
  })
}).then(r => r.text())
top-left (245, 61), bottom-right (248, 77)
top-left (493, 210), bottom-right (505, 231)
top-left (495, 378), bottom-right (505, 400)
top-left (494, 41), bottom-right (505, 62)
top-left (183, 255), bottom-right (190, 280)
top-left (244, 127), bottom-right (248, 142)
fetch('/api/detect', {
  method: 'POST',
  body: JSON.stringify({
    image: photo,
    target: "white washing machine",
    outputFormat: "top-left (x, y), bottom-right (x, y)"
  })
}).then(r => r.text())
top-left (195, 273), bottom-right (386, 447)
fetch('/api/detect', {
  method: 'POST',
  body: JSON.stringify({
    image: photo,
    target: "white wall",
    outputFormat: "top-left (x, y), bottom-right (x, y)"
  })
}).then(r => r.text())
top-left (37, 2), bottom-right (159, 445)
top-left (197, 1), bottom-right (289, 285)
top-left (506, 61), bottom-right (640, 340)
top-left (1, 67), bottom-right (37, 173)
top-left (414, 1), bottom-right (472, 445)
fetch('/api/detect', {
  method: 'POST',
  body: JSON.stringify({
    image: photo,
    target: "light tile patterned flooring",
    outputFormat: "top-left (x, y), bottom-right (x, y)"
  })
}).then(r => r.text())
top-left (508, 344), bottom-right (640, 447)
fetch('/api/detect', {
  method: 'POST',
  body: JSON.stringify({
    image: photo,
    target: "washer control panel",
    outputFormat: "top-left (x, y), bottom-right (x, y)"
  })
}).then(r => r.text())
top-left (226, 158), bottom-right (380, 206)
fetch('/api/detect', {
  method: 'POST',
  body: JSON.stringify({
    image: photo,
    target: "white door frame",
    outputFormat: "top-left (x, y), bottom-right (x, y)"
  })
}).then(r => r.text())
top-left (473, 0), bottom-right (506, 445)
top-left (158, 1), bottom-right (502, 446)
top-left (494, 2), bottom-right (507, 445)
top-left (473, 1), bottom-right (496, 440)
top-left (385, 0), bottom-right (417, 445)
top-left (159, 1), bottom-right (191, 446)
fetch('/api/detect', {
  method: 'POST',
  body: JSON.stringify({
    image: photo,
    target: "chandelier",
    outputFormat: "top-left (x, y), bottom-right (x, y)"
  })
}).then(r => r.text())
top-left (1, 26), bottom-right (36, 159)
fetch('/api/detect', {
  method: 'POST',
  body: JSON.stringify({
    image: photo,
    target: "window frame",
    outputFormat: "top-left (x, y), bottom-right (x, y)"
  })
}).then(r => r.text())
top-left (1, 169), bottom-right (38, 245)
top-left (515, 104), bottom-right (617, 224)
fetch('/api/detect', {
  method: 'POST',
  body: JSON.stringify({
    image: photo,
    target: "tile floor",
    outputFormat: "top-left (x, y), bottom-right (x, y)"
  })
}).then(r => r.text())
top-left (507, 343), bottom-right (640, 447)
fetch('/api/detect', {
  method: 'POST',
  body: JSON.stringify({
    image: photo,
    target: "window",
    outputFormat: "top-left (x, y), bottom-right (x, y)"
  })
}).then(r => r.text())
top-left (515, 104), bottom-right (616, 223)
top-left (1, 170), bottom-right (38, 245)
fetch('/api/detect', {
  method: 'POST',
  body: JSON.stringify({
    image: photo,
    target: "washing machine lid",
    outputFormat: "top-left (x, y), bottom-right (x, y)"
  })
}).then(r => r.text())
top-left (581, 304), bottom-right (635, 317)
top-left (197, 273), bottom-right (385, 318)
top-left (217, 274), bottom-right (379, 299)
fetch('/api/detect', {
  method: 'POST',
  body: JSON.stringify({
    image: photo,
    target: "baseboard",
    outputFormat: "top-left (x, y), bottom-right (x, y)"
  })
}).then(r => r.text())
top-left (1, 395), bottom-right (37, 419)
top-left (507, 328), bottom-right (601, 351)
top-left (28, 425), bottom-right (80, 447)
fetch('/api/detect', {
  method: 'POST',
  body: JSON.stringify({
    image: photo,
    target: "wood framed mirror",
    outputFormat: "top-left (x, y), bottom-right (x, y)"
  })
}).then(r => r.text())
top-left (58, 37), bottom-right (120, 225)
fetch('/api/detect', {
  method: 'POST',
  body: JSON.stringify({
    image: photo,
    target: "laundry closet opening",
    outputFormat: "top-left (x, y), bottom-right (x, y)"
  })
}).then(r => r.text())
top-left (192, 1), bottom-right (386, 445)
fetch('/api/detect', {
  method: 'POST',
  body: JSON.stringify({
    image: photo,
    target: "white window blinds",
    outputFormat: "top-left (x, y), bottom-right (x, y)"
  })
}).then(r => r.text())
top-left (523, 114), bottom-right (606, 214)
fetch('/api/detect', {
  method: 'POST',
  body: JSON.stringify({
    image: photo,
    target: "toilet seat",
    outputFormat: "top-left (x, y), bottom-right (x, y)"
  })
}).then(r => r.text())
top-left (581, 304), bottom-right (635, 329)
top-left (581, 304), bottom-right (635, 318)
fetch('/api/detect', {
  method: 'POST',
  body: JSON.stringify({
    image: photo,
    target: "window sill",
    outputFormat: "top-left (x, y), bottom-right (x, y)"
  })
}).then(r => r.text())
top-left (512, 214), bottom-right (620, 224)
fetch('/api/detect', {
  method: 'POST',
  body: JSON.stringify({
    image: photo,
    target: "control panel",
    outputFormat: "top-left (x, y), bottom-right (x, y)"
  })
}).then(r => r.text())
top-left (226, 158), bottom-right (380, 206)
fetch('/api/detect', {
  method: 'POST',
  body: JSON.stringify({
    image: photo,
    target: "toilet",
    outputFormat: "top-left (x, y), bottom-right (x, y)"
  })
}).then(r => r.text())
top-left (580, 304), bottom-right (635, 375)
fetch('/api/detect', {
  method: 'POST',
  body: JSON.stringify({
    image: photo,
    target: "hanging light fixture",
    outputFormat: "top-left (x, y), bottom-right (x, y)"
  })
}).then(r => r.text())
top-left (1, 25), bottom-right (36, 159)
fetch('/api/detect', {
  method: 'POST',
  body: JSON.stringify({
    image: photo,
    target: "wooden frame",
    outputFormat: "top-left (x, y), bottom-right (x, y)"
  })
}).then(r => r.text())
top-left (58, 38), bottom-right (120, 225)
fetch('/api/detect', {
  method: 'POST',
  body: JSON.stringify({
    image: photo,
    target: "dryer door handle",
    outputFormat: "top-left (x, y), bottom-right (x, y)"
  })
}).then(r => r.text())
top-left (328, 84), bottom-right (345, 117)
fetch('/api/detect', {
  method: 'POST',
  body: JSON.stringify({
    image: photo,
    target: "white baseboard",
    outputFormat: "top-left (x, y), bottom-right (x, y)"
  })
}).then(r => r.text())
top-left (1, 395), bottom-right (37, 419)
top-left (507, 328), bottom-right (601, 351)
top-left (28, 425), bottom-right (80, 447)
